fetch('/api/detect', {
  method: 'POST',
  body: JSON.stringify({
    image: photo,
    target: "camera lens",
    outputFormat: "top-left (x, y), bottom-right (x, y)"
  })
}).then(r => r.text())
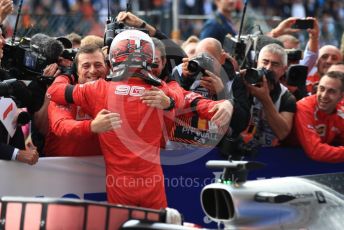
top-left (187, 60), bottom-right (200, 74)
top-left (244, 68), bottom-right (261, 85)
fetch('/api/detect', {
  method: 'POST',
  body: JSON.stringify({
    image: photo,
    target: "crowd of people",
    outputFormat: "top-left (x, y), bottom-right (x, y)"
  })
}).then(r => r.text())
top-left (1, 0), bottom-right (344, 211)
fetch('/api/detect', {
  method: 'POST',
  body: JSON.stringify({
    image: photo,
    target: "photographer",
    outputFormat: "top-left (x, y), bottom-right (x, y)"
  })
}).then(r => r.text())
top-left (241, 43), bottom-right (296, 149)
top-left (144, 38), bottom-right (234, 148)
top-left (171, 37), bottom-right (250, 149)
top-left (0, 2), bottom-right (38, 165)
top-left (25, 33), bottom-right (70, 153)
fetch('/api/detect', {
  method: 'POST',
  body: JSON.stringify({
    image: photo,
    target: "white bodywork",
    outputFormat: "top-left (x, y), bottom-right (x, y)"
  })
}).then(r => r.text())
top-left (201, 176), bottom-right (344, 229)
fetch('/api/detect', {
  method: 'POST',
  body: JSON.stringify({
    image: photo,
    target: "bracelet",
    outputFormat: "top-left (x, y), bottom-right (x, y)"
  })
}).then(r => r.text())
top-left (140, 21), bottom-right (146, 28)
top-left (164, 97), bottom-right (175, 111)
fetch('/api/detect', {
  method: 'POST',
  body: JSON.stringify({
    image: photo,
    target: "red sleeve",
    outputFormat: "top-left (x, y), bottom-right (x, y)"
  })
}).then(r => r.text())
top-left (48, 77), bottom-right (104, 116)
top-left (179, 89), bottom-right (224, 120)
top-left (196, 99), bottom-right (223, 120)
top-left (295, 103), bottom-right (344, 163)
top-left (46, 75), bottom-right (71, 105)
top-left (48, 102), bottom-right (94, 139)
top-left (163, 81), bottom-right (186, 110)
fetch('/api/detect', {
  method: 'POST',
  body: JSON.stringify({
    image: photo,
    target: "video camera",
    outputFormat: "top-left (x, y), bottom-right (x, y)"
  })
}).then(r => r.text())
top-left (2, 39), bottom-right (49, 80)
top-left (224, 35), bottom-right (284, 69)
top-left (104, 19), bottom-right (126, 49)
top-left (2, 33), bottom-right (64, 83)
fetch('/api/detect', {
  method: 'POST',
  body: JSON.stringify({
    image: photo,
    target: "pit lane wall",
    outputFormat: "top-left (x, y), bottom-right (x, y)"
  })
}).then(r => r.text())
top-left (0, 148), bottom-right (343, 228)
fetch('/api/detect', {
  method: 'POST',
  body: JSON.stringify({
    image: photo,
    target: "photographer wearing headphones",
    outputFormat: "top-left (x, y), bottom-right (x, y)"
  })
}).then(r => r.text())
top-left (241, 43), bottom-right (296, 149)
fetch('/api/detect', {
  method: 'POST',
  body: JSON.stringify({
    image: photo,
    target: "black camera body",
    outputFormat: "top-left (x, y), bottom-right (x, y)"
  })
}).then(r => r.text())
top-left (187, 53), bottom-right (215, 77)
top-left (103, 19), bottom-right (149, 50)
top-left (104, 20), bottom-right (126, 48)
top-left (2, 42), bottom-right (48, 79)
top-left (285, 49), bottom-right (303, 62)
top-left (244, 67), bottom-right (276, 86)
top-left (223, 35), bottom-right (283, 69)
top-left (60, 48), bottom-right (77, 61)
top-left (0, 78), bottom-right (34, 108)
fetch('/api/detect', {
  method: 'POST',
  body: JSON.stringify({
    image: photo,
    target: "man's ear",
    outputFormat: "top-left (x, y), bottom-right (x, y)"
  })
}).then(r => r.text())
top-left (220, 50), bottom-right (227, 65)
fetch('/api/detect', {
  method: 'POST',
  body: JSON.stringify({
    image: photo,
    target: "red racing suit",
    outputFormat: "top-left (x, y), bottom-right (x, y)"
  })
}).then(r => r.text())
top-left (294, 94), bottom-right (344, 162)
top-left (44, 100), bottom-right (102, 157)
top-left (47, 76), bottom-right (179, 209)
top-left (163, 80), bottom-right (226, 147)
top-left (47, 75), bottom-right (222, 208)
top-left (44, 75), bottom-right (101, 157)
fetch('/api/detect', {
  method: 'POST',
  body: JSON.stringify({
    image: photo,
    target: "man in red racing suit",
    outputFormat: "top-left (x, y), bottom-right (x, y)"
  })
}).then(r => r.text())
top-left (47, 30), bottom-right (233, 209)
top-left (47, 75), bottom-right (227, 208)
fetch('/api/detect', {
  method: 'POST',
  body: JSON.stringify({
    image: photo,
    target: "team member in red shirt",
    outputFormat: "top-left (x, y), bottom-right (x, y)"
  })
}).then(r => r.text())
top-left (44, 45), bottom-right (121, 156)
top-left (294, 71), bottom-right (344, 162)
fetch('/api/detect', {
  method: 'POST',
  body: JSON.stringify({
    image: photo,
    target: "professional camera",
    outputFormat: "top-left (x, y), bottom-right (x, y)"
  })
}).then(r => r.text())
top-left (0, 78), bottom-right (34, 109)
top-left (104, 19), bottom-right (125, 48)
top-left (103, 18), bottom-right (148, 50)
top-left (187, 53), bottom-right (215, 77)
top-left (244, 67), bottom-right (276, 86)
top-left (223, 35), bottom-right (283, 69)
top-left (2, 41), bottom-right (48, 79)
top-left (2, 34), bottom-right (64, 82)
top-left (286, 64), bottom-right (308, 100)
top-left (0, 37), bottom-right (63, 112)
top-left (285, 49), bottom-right (303, 62)
top-left (60, 48), bottom-right (78, 61)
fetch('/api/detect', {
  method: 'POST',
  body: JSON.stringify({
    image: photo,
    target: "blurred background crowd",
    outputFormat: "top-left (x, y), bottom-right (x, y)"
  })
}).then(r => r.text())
top-left (3, 0), bottom-right (343, 48)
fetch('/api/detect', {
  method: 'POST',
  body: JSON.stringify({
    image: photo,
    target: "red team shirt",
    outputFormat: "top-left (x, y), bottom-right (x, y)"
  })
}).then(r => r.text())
top-left (294, 95), bottom-right (344, 162)
top-left (44, 101), bottom-right (102, 156)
